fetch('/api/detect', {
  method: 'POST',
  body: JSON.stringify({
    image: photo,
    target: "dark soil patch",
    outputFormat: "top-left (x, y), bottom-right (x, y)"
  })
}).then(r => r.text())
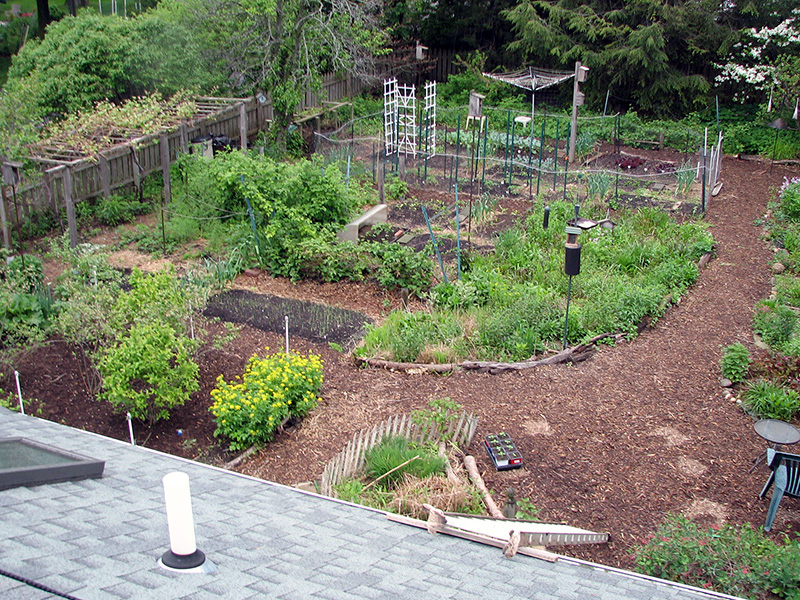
top-left (204, 289), bottom-right (372, 348)
top-left (4, 145), bottom-right (800, 574)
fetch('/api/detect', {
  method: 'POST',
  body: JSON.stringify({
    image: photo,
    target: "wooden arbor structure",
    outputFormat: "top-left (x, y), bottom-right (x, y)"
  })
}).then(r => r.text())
top-left (0, 96), bottom-right (269, 250)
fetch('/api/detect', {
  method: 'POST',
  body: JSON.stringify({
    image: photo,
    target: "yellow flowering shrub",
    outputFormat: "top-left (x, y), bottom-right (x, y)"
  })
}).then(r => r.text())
top-left (210, 349), bottom-right (323, 450)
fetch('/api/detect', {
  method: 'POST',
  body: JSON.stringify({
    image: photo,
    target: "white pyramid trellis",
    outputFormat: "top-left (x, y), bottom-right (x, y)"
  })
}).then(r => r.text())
top-left (383, 78), bottom-right (398, 155)
top-left (396, 83), bottom-right (417, 155)
top-left (423, 81), bottom-right (437, 158)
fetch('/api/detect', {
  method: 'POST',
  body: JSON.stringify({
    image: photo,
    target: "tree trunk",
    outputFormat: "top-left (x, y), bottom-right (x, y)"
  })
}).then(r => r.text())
top-left (36, 0), bottom-right (51, 35)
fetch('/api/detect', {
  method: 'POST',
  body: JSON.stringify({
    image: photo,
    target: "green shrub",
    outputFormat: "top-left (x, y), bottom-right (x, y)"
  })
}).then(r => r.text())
top-left (741, 379), bottom-right (800, 421)
top-left (358, 310), bottom-right (463, 363)
top-left (385, 174), bottom-right (409, 201)
top-left (363, 241), bottom-right (433, 298)
top-left (720, 343), bottom-right (750, 383)
top-left (753, 300), bottom-right (797, 348)
top-left (210, 350), bottom-right (323, 450)
top-left (779, 177), bottom-right (800, 223)
top-left (93, 194), bottom-right (151, 226)
top-left (775, 275), bottom-right (800, 307)
top-left (634, 514), bottom-right (800, 599)
top-left (411, 398), bottom-right (463, 442)
top-left (97, 322), bottom-right (199, 427)
top-left (364, 436), bottom-right (446, 489)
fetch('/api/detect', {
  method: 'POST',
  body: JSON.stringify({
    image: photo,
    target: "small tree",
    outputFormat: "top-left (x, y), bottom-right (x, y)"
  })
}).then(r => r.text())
top-left (97, 322), bottom-right (199, 427)
top-left (181, 0), bottom-right (386, 149)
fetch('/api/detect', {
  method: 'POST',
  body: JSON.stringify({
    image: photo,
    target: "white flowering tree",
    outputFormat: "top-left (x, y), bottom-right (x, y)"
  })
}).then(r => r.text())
top-left (715, 10), bottom-right (800, 108)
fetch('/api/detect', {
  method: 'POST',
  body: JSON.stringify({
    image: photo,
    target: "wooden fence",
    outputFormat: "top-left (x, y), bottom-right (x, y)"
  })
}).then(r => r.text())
top-left (0, 71), bottom-right (370, 250)
top-left (319, 411), bottom-right (478, 497)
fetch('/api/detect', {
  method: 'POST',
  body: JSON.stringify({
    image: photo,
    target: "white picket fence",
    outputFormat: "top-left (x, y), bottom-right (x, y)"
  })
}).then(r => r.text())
top-left (319, 411), bottom-right (478, 497)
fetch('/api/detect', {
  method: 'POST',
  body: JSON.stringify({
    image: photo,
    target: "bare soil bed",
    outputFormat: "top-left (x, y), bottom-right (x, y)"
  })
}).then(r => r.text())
top-left (3, 147), bottom-right (799, 571)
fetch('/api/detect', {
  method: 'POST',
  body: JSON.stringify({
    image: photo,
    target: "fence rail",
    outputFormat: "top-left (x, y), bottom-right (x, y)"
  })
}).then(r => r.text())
top-left (319, 411), bottom-right (478, 497)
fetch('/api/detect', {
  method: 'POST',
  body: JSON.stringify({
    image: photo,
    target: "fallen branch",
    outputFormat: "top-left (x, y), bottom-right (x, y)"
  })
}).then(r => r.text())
top-left (224, 445), bottom-right (259, 470)
top-left (353, 333), bottom-right (624, 375)
top-left (464, 455), bottom-right (504, 519)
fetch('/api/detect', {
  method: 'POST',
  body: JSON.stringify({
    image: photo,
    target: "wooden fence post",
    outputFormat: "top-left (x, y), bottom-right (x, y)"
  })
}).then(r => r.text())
top-left (179, 124), bottom-right (189, 154)
top-left (63, 167), bottom-right (78, 247)
top-left (99, 155), bottom-right (111, 198)
top-left (0, 187), bottom-right (9, 251)
top-left (160, 135), bottom-right (171, 205)
top-left (239, 102), bottom-right (248, 152)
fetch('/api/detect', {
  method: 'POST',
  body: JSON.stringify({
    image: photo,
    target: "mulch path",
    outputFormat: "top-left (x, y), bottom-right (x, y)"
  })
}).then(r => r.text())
top-left (3, 148), bottom-right (800, 571)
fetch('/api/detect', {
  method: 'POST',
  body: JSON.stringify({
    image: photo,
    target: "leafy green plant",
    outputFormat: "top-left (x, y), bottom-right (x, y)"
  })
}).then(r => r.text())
top-left (775, 275), bottom-right (800, 308)
top-left (674, 162), bottom-right (695, 197)
top-left (753, 299), bottom-right (797, 348)
top-left (364, 436), bottom-right (446, 489)
top-left (93, 194), bottom-right (151, 226)
top-left (634, 514), bottom-right (800, 599)
top-left (210, 350), bottom-right (323, 450)
top-left (586, 170), bottom-right (611, 201)
top-left (720, 343), bottom-right (750, 383)
top-left (515, 497), bottom-right (541, 521)
top-left (385, 173), bottom-right (409, 202)
top-left (97, 322), bottom-right (199, 427)
top-left (411, 398), bottom-right (463, 442)
top-left (741, 379), bottom-right (800, 421)
top-left (779, 177), bottom-right (800, 223)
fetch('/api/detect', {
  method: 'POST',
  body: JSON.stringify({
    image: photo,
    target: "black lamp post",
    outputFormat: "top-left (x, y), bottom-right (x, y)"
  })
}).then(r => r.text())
top-left (562, 204), bottom-right (615, 349)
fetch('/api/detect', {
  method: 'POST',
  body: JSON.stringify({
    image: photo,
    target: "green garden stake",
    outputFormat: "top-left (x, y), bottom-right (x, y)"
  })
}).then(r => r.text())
top-left (443, 124), bottom-right (449, 182)
top-left (527, 123), bottom-right (535, 201)
top-left (241, 176), bottom-right (263, 252)
top-left (509, 118), bottom-right (517, 184)
top-left (715, 95), bottom-right (720, 136)
top-left (553, 119), bottom-right (560, 190)
top-left (346, 155), bottom-right (351, 191)
top-left (504, 111), bottom-right (511, 181)
top-left (372, 142), bottom-right (376, 183)
top-left (481, 119), bottom-right (489, 194)
top-left (455, 183), bottom-right (461, 280)
top-left (562, 157), bottom-right (569, 201)
top-left (702, 149), bottom-right (707, 215)
top-left (422, 204), bottom-right (448, 284)
top-left (603, 89), bottom-right (610, 120)
top-left (424, 115), bottom-right (430, 182)
top-left (536, 119), bottom-right (545, 197)
top-left (454, 114), bottom-right (462, 191)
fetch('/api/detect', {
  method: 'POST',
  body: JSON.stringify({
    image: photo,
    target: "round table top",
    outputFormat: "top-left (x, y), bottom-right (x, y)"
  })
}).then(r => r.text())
top-left (754, 419), bottom-right (800, 445)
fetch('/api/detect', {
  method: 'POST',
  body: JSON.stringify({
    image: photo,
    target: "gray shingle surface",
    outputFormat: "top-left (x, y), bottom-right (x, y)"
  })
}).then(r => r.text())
top-left (0, 408), bottom-right (744, 600)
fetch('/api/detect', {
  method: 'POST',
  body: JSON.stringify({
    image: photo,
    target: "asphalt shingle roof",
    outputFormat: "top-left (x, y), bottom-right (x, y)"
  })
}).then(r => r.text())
top-left (0, 408), bottom-right (743, 600)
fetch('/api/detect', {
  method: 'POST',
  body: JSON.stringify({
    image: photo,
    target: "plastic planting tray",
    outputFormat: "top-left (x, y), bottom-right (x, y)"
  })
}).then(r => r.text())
top-left (484, 432), bottom-right (523, 471)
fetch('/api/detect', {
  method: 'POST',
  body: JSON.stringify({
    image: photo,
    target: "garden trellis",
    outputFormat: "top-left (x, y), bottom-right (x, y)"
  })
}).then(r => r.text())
top-left (383, 79), bottom-right (438, 157)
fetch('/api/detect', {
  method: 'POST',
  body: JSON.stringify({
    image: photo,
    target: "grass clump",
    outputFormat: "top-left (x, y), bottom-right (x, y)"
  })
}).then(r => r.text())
top-left (741, 379), bottom-right (800, 422)
top-left (364, 436), bottom-right (446, 489)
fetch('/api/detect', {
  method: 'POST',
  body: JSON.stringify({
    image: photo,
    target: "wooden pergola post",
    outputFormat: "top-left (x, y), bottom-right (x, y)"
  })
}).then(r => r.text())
top-left (160, 135), bottom-right (171, 205)
top-left (0, 187), bottom-right (10, 251)
top-left (239, 102), bottom-right (248, 152)
top-left (63, 167), bottom-right (78, 247)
